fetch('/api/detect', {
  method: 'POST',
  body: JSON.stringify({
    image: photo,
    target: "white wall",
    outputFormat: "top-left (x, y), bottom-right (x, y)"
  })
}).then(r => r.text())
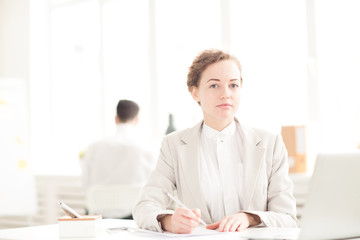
top-left (0, 0), bottom-right (29, 79)
top-left (0, 0), bottom-right (31, 170)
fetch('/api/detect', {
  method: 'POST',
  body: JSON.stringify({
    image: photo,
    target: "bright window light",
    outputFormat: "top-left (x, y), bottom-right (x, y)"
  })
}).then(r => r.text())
top-left (27, 0), bottom-right (360, 174)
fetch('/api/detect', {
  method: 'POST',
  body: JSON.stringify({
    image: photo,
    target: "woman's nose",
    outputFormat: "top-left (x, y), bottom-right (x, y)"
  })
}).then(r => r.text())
top-left (220, 86), bottom-right (231, 99)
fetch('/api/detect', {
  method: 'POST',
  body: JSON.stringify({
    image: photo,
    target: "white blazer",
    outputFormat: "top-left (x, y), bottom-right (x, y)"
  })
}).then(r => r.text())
top-left (133, 120), bottom-right (298, 232)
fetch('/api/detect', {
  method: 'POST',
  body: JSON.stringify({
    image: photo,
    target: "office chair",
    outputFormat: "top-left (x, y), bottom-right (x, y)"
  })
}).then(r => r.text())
top-left (85, 184), bottom-right (143, 219)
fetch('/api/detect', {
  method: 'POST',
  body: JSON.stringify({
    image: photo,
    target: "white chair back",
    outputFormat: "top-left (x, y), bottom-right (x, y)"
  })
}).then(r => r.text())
top-left (85, 184), bottom-right (143, 218)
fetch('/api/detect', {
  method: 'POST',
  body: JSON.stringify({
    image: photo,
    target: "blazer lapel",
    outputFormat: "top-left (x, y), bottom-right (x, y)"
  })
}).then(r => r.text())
top-left (239, 124), bottom-right (266, 210)
top-left (178, 121), bottom-right (212, 223)
top-left (176, 120), bottom-right (265, 221)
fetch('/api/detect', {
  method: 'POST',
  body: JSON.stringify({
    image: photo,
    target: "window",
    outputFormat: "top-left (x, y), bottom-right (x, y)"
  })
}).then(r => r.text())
top-left (102, 0), bottom-right (152, 140)
top-left (229, 0), bottom-right (308, 132)
top-left (28, 0), bottom-right (360, 174)
top-left (155, 0), bottom-right (223, 131)
top-left (315, 0), bottom-right (360, 151)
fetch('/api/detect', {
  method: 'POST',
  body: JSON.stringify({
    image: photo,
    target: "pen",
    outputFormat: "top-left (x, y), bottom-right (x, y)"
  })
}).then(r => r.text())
top-left (59, 202), bottom-right (82, 218)
top-left (166, 193), bottom-right (207, 226)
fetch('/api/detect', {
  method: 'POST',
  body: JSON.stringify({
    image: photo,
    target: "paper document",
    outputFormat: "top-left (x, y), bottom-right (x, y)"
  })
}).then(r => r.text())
top-left (106, 222), bottom-right (300, 240)
top-left (107, 225), bottom-right (230, 238)
top-left (237, 227), bottom-right (300, 240)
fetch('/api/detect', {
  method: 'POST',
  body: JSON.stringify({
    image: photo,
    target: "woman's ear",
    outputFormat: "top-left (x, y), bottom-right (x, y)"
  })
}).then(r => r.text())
top-left (190, 86), bottom-right (200, 103)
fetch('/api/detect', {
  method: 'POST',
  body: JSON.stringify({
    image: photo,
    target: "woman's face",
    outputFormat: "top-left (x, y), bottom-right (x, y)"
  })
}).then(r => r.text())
top-left (191, 60), bottom-right (242, 130)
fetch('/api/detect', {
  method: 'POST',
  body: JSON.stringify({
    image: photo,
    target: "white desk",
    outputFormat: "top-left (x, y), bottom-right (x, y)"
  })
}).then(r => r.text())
top-left (0, 219), bottom-right (300, 240)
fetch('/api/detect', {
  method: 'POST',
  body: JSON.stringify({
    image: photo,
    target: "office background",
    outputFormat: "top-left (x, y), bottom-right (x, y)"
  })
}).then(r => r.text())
top-left (0, 0), bottom-right (359, 227)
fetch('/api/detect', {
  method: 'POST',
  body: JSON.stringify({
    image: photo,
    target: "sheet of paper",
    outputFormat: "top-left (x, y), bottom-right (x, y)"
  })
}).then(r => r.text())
top-left (236, 227), bottom-right (300, 240)
top-left (104, 219), bottom-right (300, 240)
top-left (107, 225), bottom-right (240, 239)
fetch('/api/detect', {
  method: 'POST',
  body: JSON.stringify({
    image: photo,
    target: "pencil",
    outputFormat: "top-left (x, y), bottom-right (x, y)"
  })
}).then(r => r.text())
top-left (167, 193), bottom-right (207, 226)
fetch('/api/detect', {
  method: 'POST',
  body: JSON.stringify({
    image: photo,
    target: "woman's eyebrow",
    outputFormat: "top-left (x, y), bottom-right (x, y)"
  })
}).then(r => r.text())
top-left (207, 78), bottom-right (240, 83)
top-left (207, 79), bottom-right (220, 83)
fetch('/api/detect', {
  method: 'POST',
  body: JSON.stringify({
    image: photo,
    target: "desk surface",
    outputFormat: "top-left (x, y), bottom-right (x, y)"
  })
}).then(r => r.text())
top-left (0, 219), bottom-right (300, 240)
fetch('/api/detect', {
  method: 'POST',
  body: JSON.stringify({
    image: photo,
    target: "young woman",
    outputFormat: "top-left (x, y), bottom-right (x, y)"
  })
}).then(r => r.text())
top-left (133, 49), bottom-right (298, 234)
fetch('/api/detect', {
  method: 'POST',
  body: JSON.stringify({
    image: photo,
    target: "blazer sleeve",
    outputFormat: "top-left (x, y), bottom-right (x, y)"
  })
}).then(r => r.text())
top-left (245, 134), bottom-right (299, 227)
top-left (132, 136), bottom-right (177, 232)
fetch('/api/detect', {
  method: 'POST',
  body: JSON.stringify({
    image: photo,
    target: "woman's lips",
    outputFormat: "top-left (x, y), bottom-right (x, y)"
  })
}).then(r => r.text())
top-left (217, 103), bottom-right (232, 109)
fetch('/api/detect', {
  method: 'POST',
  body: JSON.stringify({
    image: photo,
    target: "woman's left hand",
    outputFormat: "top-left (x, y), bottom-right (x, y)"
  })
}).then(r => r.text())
top-left (206, 212), bottom-right (261, 232)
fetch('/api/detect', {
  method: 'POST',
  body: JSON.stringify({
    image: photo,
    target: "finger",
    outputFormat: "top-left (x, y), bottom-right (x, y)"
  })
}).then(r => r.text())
top-left (229, 219), bottom-right (242, 232)
top-left (192, 208), bottom-right (201, 218)
top-left (173, 210), bottom-right (200, 229)
top-left (178, 216), bottom-right (200, 228)
top-left (190, 208), bottom-right (201, 225)
top-left (206, 221), bottom-right (220, 230)
top-left (224, 217), bottom-right (241, 232)
top-left (176, 207), bottom-right (198, 220)
top-left (219, 218), bottom-right (230, 232)
top-left (172, 215), bottom-right (197, 234)
top-left (181, 213), bottom-right (200, 226)
top-left (179, 219), bottom-right (199, 234)
top-left (236, 222), bottom-right (249, 232)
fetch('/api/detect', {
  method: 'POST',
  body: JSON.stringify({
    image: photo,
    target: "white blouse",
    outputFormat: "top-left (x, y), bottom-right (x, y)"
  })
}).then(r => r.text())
top-left (199, 121), bottom-right (244, 222)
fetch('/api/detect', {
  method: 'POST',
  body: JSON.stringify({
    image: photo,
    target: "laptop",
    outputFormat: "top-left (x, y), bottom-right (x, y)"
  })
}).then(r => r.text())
top-left (298, 152), bottom-right (360, 240)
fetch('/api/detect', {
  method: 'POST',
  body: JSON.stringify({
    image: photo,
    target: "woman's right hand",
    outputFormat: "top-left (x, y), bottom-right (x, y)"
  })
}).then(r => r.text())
top-left (159, 207), bottom-right (201, 234)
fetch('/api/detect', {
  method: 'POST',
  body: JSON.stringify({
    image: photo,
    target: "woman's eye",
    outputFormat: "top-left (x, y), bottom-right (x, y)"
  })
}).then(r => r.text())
top-left (210, 84), bottom-right (217, 88)
top-left (230, 84), bottom-right (239, 88)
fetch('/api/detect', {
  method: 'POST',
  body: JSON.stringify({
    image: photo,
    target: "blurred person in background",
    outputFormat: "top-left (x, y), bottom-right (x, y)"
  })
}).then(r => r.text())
top-left (81, 99), bottom-right (156, 219)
